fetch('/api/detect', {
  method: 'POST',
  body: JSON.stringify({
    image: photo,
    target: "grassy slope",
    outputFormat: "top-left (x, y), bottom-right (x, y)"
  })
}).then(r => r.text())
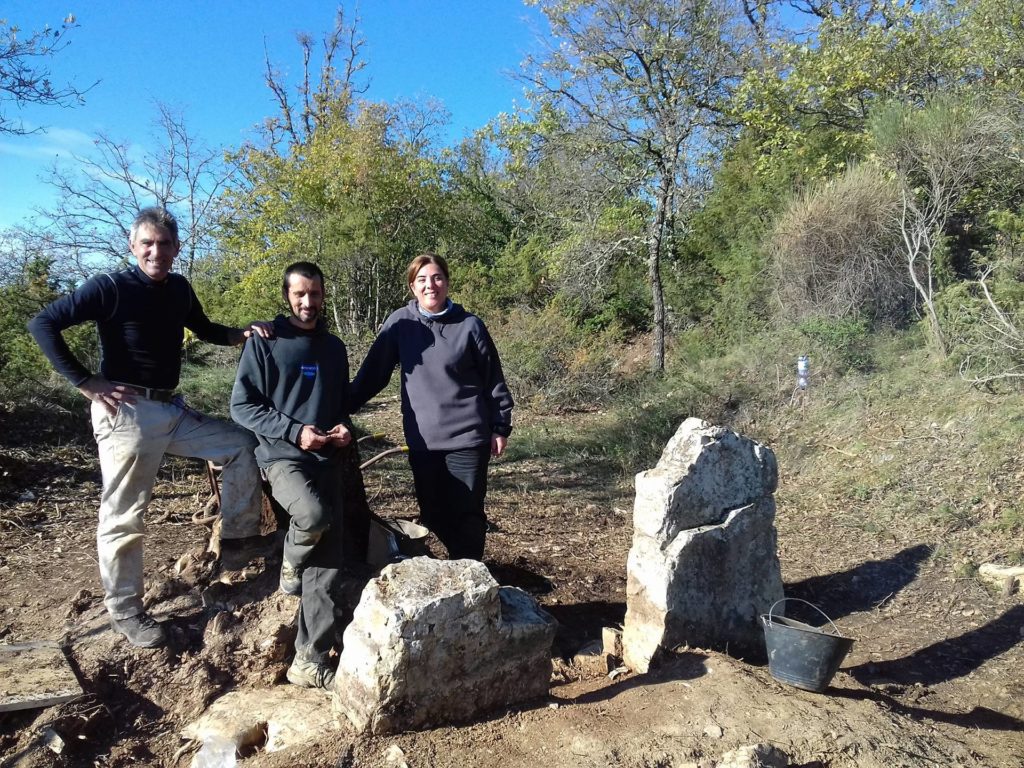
top-left (507, 329), bottom-right (1024, 574)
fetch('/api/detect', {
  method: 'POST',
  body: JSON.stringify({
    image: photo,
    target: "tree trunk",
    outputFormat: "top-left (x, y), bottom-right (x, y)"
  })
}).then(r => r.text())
top-left (647, 175), bottom-right (670, 373)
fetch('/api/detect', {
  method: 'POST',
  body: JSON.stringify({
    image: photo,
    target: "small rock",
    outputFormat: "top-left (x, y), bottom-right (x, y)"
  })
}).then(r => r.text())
top-left (18, 490), bottom-right (36, 502)
top-left (385, 744), bottom-right (406, 763)
top-left (717, 743), bottom-right (789, 768)
top-left (602, 626), bottom-right (623, 658)
top-left (703, 724), bottom-right (723, 739)
top-left (573, 640), bottom-right (612, 677)
top-left (41, 727), bottom-right (64, 755)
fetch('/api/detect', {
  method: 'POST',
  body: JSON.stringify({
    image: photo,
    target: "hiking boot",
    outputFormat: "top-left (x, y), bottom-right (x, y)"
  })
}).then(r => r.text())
top-left (280, 560), bottom-right (302, 595)
top-left (110, 612), bottom-right (166, 648)
top-left (286, 655), bottom-right (335, 689)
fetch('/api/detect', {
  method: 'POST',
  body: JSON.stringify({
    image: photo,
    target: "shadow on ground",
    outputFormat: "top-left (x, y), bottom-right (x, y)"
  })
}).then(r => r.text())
top-left (847, 604), bottom-right (1024, 689)
top-left (784, 544), bottom-right (933, 623)
top-left (545, 600), bottom-right (626, 657)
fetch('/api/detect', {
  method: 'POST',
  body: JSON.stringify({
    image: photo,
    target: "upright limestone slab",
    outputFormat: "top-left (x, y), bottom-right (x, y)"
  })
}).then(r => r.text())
top-left (623, 418), bottom-right (784, 672)
top-left (334, 558), bottom-right (556, 734)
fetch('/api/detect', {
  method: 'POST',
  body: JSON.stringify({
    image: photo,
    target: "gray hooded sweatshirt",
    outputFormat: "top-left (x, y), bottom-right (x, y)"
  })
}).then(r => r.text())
top-left (348, 300), bottom-right (513, 451)
top-left (230, 315), bottom-right (349, 467)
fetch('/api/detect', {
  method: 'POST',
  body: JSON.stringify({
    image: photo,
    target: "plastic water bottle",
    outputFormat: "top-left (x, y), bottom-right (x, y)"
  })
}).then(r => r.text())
top-left (797, 355), bottom-right (809, 390)
top-left (192, 737), bottom-right (237, 768)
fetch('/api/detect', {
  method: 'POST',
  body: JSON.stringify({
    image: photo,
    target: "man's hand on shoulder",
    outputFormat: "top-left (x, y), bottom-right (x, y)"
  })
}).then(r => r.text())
top-left (326, 424), bottom-right (353, 447)
top-left (298, 424), bottom-right (329, 451)
top-left (234, 321), bottom-right (275, 345)
top-left (78, 375), bottom-right (135, 416)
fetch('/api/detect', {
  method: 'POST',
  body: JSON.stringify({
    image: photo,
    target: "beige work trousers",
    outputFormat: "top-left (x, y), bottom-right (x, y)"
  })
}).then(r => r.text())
top-left (91, 398), bottom-right (262, 619)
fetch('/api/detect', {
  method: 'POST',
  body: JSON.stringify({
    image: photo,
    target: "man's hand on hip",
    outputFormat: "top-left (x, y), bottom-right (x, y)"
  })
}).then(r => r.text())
top-left (78, 375), bottom-right (135, 416)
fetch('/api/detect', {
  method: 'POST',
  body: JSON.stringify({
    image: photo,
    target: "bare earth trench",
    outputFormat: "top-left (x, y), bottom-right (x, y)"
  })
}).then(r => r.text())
top-left (0, 394), bottom-right (1021, 768)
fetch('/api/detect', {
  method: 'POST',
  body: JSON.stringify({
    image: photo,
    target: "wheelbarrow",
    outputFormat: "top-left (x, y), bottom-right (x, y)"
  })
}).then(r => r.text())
top-left (358, 441), bottom-right (431, 567)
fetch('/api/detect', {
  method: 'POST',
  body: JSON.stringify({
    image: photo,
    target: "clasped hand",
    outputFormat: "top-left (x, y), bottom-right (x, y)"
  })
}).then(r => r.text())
top-left (298, 423), bottom-right (352, 451)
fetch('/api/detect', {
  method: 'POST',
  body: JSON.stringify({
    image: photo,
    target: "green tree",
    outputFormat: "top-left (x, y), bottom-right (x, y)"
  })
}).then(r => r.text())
top-left (521, 0), bottom-right (748, 371)
top-left (214, 13), bottom-right (449, 335)
top-left (0, 230), bottom-right (95, 389)
top-left (872, 94), bottom-right (1012, 355)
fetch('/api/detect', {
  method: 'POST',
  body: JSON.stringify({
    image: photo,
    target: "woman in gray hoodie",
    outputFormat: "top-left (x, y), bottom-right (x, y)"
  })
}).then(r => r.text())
top-left (348, 253), bottom-right (513, 560)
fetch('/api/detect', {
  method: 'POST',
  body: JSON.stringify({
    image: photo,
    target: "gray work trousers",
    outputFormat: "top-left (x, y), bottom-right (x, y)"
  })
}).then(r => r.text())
top-left (91, 399), bottom-right (262, 620)
top-left (264, 456), bottom-right (346, 662)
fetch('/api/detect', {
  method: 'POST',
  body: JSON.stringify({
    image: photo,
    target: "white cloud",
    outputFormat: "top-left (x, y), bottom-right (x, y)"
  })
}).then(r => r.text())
top-left (0, 125), bottom-right (95, 159)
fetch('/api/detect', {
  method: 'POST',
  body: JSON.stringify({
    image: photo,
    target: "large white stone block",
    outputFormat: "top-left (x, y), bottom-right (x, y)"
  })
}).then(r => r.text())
top-left (623, 420), bottom-right (784, 673)
top-left (633, 417), bottom-right (778, 538)
top-left (334, 558), bottom-right (556, 734)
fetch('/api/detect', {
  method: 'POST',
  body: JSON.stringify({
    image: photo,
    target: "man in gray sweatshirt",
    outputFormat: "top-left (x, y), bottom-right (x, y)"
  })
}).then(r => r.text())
top-left (230, 261), bottom-right (352, 689)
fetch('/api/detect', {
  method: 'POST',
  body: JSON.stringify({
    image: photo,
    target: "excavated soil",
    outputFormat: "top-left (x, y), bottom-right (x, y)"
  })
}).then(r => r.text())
top-left (0, 393), bottom-right (1022, 768)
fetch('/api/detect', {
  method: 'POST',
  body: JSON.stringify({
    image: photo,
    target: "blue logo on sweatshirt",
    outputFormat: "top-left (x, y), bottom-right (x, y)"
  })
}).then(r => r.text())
top-left (301, 364), bottom-right (318, 379)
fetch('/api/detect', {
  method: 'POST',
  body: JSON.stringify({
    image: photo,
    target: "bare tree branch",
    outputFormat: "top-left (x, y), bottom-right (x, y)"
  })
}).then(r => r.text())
top-left (0, 15), bottom-right (95, 134)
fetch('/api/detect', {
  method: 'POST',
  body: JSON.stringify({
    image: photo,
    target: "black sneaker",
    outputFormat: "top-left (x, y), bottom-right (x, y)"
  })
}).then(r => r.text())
top-left (280, 561), bottom-right (302, 595)
top-left (286, 655), bottom-right (335, 689)
top-left (110, 612), bottom-right (166, 648)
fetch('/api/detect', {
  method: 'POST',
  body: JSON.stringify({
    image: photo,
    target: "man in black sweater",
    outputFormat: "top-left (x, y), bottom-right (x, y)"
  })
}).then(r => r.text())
top-left (28, 207), bottom-right (272, 648)
top-left (230, 261), bottom-right (353, 688)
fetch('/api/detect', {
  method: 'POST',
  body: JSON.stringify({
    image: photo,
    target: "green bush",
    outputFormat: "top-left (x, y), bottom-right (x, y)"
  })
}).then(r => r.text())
top-left (797, 316), bottom-right (874, 373)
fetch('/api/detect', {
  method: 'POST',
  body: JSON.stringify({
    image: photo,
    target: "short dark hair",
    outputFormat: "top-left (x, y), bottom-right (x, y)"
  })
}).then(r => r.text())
top-left (406, 253), bottom-right (449, 286)
top-left (282, 261), bottom-right (325, 294)
top-left (130, 207), bottom-right (179, 244)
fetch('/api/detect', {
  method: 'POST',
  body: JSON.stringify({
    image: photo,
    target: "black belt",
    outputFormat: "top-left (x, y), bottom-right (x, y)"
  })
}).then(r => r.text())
top-left (114, 382), bottom-right (177, 402)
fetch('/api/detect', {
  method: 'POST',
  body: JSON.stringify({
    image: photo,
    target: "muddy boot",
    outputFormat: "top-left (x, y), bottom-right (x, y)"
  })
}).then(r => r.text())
top-left (286, 654), bottom-right (335, 689)
top-left (279, 560), bottom-right (303, 595)
top-left (110, 612), bottom-right (166, 648)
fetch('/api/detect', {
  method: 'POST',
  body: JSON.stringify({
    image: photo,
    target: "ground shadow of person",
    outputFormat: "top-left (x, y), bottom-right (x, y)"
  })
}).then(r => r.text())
top-left (846, 604), bottom-right (1024, 688)
top-left (784, 543), bottom-right (932, 622)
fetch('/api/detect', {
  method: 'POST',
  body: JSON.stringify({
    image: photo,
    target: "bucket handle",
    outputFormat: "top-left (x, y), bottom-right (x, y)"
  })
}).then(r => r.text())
top-left (766, 597), bottom-right (843, 636)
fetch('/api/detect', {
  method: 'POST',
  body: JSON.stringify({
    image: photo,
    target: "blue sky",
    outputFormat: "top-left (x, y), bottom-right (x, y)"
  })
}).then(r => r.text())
top-left (0, 1), bottom-right (546, 229)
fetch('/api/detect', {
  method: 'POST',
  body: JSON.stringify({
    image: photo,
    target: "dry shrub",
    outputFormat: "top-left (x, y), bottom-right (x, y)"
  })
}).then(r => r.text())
top-left (770, 164), bottom-right (911, 325)
top-left (490, 304), bottom-right (620, 410)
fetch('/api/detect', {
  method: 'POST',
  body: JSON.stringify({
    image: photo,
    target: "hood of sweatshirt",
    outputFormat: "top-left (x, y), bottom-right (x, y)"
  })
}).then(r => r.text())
top-left (405, 299), bottom-right (468, 324)
top-left (271, 313), bottom-right (331, 338)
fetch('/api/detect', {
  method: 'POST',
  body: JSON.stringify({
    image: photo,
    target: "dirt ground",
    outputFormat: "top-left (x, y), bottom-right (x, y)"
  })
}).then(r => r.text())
top-left (0, 393), bottom-right (1022, 768)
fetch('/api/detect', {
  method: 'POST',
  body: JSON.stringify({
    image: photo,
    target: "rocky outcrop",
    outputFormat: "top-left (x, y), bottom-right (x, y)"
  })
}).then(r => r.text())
top-left (333, 558), bottom-right (556, 734)
top-left (623, 418), bottom-right (784, 672)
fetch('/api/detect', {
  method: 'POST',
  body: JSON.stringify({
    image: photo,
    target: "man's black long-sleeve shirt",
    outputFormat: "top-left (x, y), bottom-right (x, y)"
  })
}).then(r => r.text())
top-left (28, 266), bottom-right (234, 390)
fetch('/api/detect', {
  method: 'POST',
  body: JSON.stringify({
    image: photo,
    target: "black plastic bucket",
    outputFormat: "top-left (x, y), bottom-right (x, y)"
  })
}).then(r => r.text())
top-left (760, 598), bottom-right (855, 693)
